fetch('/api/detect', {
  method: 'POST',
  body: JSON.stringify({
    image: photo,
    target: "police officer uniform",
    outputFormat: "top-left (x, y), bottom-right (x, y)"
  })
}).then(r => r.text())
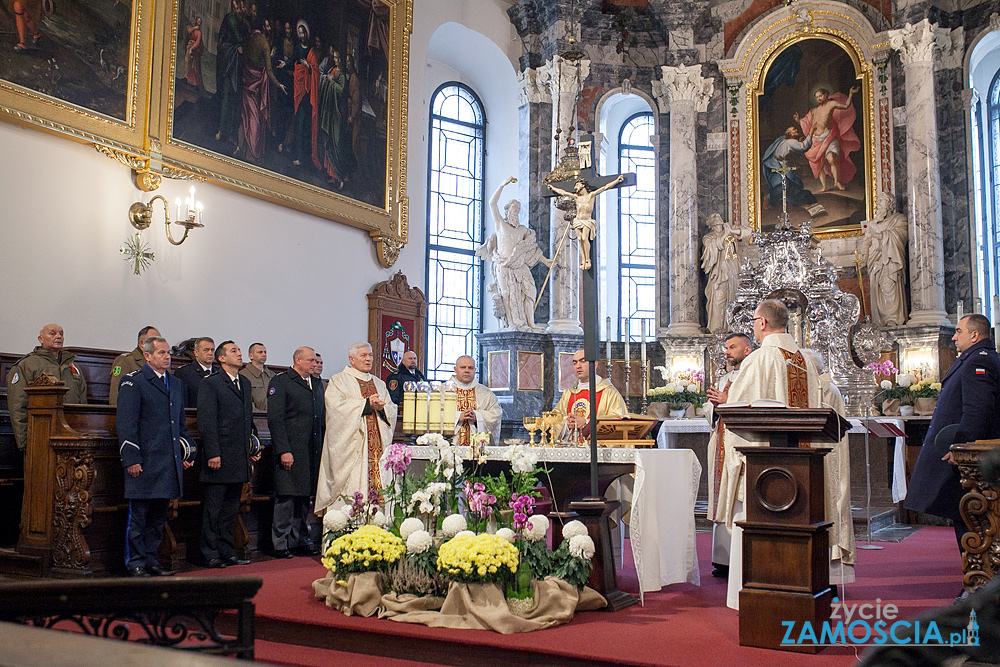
top-left (196, 370), bottom-right (254, 566)
top-left (266, 369), bottom-right (325, 556)
top-left (386, 364), bottom-right (425, 404)
top-left (175, 361), bottom-right (217, 408)
top-left (7, 346), bottom-right (87, 450)
top-left (239, 362), bottom-right (276, 412)
top-left (116, 365), bottom-right (189, 576)
top-left (109, 346), bottom-right (146, 406)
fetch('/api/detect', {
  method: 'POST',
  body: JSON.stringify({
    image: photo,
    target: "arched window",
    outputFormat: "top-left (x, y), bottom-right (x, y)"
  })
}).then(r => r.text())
top-left (985, 70), bottom-right (1000, 315)
top-left (425, 83), bottom-right (485, 381)
top-left (618, 112), bottom-right (656, 340)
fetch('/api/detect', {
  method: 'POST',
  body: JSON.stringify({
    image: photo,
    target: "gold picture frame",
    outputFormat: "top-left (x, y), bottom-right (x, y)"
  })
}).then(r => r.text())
top-left (148, 0), bottom-right (411, 266)
top-left (0, 0), bottom-right (153, 160)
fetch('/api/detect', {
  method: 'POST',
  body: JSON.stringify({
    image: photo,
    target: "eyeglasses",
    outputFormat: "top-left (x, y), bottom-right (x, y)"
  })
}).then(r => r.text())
top-left (751, 317), bottom-right (764, 324)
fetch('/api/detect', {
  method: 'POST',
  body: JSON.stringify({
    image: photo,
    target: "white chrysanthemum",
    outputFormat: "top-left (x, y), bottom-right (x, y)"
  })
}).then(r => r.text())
top-left (454, 530), bottom-right (475, 538)
top-left (569, 534), bottom-right (596, 559)
top-left (664, 383), bottom-right (678, 394)
top-left (523, 515), bottom-right (549, 542)
top-left (686, 383), bottom-right (699, 393)
top-left (880, 380), bottom-right (893, 390)
top-left (562, 520), bottom-right (588, 540)
top-left (371, 510), bottom-right (387, 527)
top-left (441, 513), bottom-right (468, 537)
top-left (406, 529), bottom-right (433, 554)
top-left (898, 374), bottom-right (915, 388)
top-left (495, 528), bottom-right (517, 544)
top-left (400, 517), bottom-right (425, 541)
top-left (322, 509), bottom-right (348, 533)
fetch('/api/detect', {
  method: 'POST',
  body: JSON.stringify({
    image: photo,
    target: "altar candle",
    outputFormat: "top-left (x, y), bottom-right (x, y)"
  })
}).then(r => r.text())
top-left (994, 295), bottom-right (1000, 350)
top-left (976, 297), bottom-right (983, 314)
top-left (640, 319), bottom-right (647, 367)
top-left (957, 300), bottom-right (964, 322)
top-left (624, 320), bottom-right (630, 366)
top-left (606, 315), bottom-right (612, 364)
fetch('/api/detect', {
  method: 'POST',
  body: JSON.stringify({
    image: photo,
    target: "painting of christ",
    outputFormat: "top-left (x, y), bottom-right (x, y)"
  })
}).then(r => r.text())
top-left (757, 38), bottom-right (869, 234)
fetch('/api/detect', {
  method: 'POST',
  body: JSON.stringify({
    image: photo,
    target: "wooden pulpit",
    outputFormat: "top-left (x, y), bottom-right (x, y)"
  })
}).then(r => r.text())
top-left (716, 406), bottom-right (850, 653)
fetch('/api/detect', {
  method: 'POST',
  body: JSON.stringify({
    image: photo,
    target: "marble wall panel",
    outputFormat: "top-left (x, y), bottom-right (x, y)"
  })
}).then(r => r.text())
top-left (488, 351), bottom-right (510, 390)
top-left (517, 350), bottom-right (544, 391)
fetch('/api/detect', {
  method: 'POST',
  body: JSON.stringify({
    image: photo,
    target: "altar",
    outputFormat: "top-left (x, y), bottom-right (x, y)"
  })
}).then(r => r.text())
top-left (410, 446), bottom-right (701, 602)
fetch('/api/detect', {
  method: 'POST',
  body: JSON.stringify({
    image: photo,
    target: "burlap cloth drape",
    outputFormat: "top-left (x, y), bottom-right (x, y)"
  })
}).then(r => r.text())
top-left (313, 572), bottom-right (606, 634)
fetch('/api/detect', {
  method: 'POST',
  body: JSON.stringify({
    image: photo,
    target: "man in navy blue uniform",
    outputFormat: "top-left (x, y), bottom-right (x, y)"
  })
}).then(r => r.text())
top-left (117, 336), bottom-right (195, 576)
top-left (906, 314), bottom-right (1000, 562)
top-left (196, 340), bottom-right (257, 568)
top-left (175, 337), bottom-right (217, 407)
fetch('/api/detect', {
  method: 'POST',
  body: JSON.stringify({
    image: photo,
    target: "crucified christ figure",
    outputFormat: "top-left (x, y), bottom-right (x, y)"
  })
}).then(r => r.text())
top-left (547, 174), bottom-right (624, 270)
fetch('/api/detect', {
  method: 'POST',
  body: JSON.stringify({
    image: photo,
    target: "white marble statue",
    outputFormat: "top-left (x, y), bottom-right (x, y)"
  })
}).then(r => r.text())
top-left (860, 192), bottom-right (908, 328)
top-left (701, 213), bottom-right (747, 333)
top-left (476, 177), bottom-right (552, 330)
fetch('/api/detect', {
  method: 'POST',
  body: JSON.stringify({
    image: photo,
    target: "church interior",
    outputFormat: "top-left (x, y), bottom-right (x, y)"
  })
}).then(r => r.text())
top-left (1, 0), bottom-right (1000, 664)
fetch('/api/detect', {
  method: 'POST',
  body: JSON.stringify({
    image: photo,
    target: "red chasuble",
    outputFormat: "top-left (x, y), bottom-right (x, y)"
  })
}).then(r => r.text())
top-left (357, 377), bottom-right (384, 492)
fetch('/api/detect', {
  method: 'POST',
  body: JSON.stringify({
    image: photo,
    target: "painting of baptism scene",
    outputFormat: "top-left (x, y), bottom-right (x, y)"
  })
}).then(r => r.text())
top-left (171, 0), bottom-right (389, 208)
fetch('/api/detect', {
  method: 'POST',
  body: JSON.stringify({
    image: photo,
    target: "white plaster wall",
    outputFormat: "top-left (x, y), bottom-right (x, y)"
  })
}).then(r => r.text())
top-left (0, 0), bottom-right (521, 365)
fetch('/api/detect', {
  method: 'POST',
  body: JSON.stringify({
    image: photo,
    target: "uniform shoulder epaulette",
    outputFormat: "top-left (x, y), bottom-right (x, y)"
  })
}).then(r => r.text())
top-left (125, 369), bottom-right (140, 377)
top-left (979, 350), bottom-right (989, 355)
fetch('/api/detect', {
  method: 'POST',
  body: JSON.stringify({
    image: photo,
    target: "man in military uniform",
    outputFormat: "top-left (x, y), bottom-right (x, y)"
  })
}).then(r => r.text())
top-left (267, 346), bottom-right (325, 558)
top-left (175, 337), bottom-right (216, 407)
top-left (239, 342), bottom-right (275, 411)
top-left (312, 352), bottom-right (329, 390)
top-left (110, 326), bottom-right (160, 406)
top-left (7, 324), bottom-right (88, 450)
top-left (386, 350), bottom-right (425, 404)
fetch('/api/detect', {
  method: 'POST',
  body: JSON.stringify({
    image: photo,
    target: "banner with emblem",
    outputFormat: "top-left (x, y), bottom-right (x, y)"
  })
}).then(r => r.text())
top-left (379, 317), bottom-right (415, 381)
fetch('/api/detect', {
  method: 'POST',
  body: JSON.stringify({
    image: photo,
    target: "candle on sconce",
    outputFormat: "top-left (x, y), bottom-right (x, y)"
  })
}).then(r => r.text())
top-left (957, 300), bottom-right (964, 322)
top-left (975, 297), bottom-right (983, 315)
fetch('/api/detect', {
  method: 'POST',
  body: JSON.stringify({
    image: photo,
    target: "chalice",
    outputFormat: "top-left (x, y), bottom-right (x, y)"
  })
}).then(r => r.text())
top-left (522, 416), bottom-right (538, 446)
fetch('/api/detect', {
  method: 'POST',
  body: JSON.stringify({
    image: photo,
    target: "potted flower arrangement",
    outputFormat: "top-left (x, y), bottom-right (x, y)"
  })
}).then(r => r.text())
top-left (909, 377), bottom-right (941, 415)
top-left (648, 367), bottom-right (706, 419)
top-left (866, 360), bottom-right (912, 416)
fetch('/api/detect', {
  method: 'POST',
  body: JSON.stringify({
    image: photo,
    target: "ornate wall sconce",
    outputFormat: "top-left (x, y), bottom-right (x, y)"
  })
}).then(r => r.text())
top-left (129, 185), bottom-right (204, 245)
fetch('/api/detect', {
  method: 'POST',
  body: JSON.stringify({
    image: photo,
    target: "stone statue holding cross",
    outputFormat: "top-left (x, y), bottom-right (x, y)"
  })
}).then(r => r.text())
top-left (546, 174), bottom-right (624, 270)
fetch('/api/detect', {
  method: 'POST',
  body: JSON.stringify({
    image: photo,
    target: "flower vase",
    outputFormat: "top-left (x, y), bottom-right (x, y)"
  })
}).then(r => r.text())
top-left (668, 407), bottom-right (686, 419)
top-left (646, 402), bottom-right (670, 419)
top-left (913, 397), bottom-right (937, 416)
top-left (505, 560), bottom-right (534, 617)
top-left (881, 398), bottom-right (900, 416)
top-left (486, 517), bottom-right (498, 534)
top-left (899, 405), bottom-right (915, 417)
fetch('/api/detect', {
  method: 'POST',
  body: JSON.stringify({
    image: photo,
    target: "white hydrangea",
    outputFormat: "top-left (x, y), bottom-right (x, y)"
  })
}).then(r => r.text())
top-left (505, 444), bottom-right (539, 474)
top-left (562, 520), bottom-right (588, 540)
top-left (455, 530), bottom-right (475, 539)
top-left (568, 534), bottom-right (596, 560)
top-left (371, 510), bottom-right (387, 527)
top-left (495, 528), bottom-right (517, 544)
top-left (523, 515), bottom-right (549, 542)
top-left (406, 529), bottom-right (433, 554)
top-left (880, 380), bottom-right (893, 390)
top-left (441, 513), bottom-right (468, 537)
top-left (400, 517), bottom-right (425, 541)
top-left (898, 374), bottom-right (916, 388)
top-left (322, 509), bottom-right (348, 533)
top-left (664, 383), bottom-right (678, 394)
top-left (686, 383), bottom-right (699, 393)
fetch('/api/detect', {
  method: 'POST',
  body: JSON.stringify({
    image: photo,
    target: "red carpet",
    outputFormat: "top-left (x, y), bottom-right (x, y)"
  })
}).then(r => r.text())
top-left (200, 527), bottom-right (963, 667)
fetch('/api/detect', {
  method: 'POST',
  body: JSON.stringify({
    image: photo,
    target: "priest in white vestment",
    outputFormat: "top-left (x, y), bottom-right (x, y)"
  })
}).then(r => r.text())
top-left (800, 348), bottom-right (857, 585)
top-left (554, 349), bottom-right (627, 440)
top-left (718, 300), bottom-right (822, 610)
top-left (315, 342), bottom-right (396, 516)
top-left (452, 355), bottom-right (502, 446)
top-left (704, 332), bottom-right (753, 578)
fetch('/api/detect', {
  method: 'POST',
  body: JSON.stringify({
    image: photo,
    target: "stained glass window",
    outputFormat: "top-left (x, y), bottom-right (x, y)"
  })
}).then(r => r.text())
top-left (618, 113), bottom-right (656, 341)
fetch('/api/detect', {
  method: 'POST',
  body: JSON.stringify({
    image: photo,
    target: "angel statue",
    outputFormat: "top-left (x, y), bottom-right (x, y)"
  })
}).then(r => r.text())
top-left (859, 191), bottom-right (908, 327)
top-left (476, 177), bottom-right (552, 330)
top-left (701, 213), bottom-right (748, 333)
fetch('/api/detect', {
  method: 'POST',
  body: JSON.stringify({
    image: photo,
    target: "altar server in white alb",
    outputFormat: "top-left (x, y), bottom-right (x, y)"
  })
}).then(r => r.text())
top-left (704, 332), bottom-right (754, 579)
top-left (717, 299), bottom-right (823, 610)
top-left (451, 355), bottom-right (502, 446)
top-left (315, 342), bottom-right (396, 515)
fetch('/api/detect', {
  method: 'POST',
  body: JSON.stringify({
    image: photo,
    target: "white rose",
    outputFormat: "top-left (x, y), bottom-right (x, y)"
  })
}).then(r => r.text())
top-left (880, 380), bottom-right (892, 390)
top-left (495, 528), bottom-right (517, 544)
top-left (454, 530), bottom-right (476, 539)
top-left (562, 520), bottom-right (588, 540)
top-left (400, 517), bottom-right (425, 541)
top-left (322, 509), bottom-right (348, 533)
top-left (371, 510), bottom-right (387, 527)
top-left (523, 515), bottom-right (549, 542)
top-left (441, 513), bottom-right (468, 537)
top-left (406, 529), bottom-right (433, 554)
top-left (686, 383), bottom-right (698, 393)
top-left (568, 534), bottom-right (596, 560)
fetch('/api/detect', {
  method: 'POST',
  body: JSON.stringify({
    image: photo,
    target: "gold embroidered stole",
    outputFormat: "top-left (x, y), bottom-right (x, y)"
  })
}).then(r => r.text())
top-left (779, 348), bottom-right (810, 446)
top-left (357, 378), bottom-right (384, 492)
top-left (455, 387), bottom-right (477, 446)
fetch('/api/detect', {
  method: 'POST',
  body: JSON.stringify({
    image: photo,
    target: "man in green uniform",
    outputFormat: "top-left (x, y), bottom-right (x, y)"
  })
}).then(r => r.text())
top-left (7, 323), bottom-right (88, 450)
top-left (109, 326), bottom-right (161, 406)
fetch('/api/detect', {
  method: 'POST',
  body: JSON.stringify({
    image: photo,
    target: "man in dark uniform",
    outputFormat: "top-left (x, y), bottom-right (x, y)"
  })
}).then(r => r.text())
top-left (117, 336), bottom-right (194, 577)
top-left (110, 325), bottom-right (160, 406)
top-left (906, 313), bottom-right (1000, 566)
top-left (175, 337), bottom-right (216, 407)
top-left (386, 350), bottom-right (425, 404)
top-left (267, 346), bottom-right (325, 558)
top-left (196, 341), bottom-right (256, 568)
top-left (312, 352), bottom-right (328, 390)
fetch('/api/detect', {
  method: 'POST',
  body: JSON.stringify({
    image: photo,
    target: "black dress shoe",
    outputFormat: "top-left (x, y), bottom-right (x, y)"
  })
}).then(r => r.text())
top-left (711, 565), bottom-right (729, 579)
top-left (224, 555), bottom-right (251, 566)
top-left (128, 565), bottom-right (151, 577)
top-left (272, 549), bottom-right (293, 559)
top-left (292, 545), bottom-right (320, 557)
top-left (147, 564), bottom-right (177, 576)
top-left (205, 558), bottom-right (227, 569)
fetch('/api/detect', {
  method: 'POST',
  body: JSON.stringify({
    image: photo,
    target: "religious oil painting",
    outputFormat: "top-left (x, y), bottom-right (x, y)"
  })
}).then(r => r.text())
top-left (154, 0), bottom-right (409, 240)
top-left (756, 37), bottom-right (870, 235)
top-left (0, 0), bottom-right (150, 150)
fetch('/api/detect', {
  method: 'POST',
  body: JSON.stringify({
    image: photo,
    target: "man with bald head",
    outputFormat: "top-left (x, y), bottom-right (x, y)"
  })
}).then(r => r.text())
top-left (7, 324), bottom-right (88, 450)
top-left (386, 349), bottom-right (425, 404)
top-left (266, 346), bottom-right (325, 558)
top-left (553, 348), bottom-right (626, 440)
top-left (315, 342), bottom-right (396, 516)
top-left (451, 355), bottom-right (501, 447)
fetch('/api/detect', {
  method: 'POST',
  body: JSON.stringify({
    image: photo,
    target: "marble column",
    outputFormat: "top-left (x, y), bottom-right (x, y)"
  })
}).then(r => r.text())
top-left (538, 55), bottom-right (590, 334)
top-left (888, 19), bottom-right (949, 326)
top-left (657, 64), bottom-right (714, 336)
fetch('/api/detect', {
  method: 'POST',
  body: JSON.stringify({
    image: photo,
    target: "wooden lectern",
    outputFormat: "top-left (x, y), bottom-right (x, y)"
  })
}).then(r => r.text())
top-left (715, 406), bottom-right (850, 653)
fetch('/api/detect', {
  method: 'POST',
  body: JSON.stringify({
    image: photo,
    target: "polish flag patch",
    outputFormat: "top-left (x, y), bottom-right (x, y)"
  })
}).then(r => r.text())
top-left (976, 368), bottom-right (986, 375)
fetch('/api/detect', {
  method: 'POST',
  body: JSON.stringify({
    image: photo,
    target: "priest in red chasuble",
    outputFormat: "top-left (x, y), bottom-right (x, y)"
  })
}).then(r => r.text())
top-left (718, 299), bottom-right (823, 611)
top-left (315, 342), bottom-right (396, 516)
top-left (554, 349), bottom-right (627, 439)
top-left (451, 355), bottom-right (501, 447)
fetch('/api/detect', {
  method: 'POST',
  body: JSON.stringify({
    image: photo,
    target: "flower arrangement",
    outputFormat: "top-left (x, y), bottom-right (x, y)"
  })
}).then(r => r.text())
top-left (464, 481), bottom-right (497, 533)
top-left (648, 383), bottom-right (707, 408)
top-left (436, 533), bottom-right (520, 583)
top-left (321, 524), bottom-right (405, 579)
top-left (909, 377), bottom-right (942, 399)
top-left (468, 431), bottom-right (490, 464)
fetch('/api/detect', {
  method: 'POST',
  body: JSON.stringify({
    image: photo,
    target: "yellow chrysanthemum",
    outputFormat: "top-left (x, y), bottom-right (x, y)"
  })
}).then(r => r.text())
top-left (322, 525), bottom-right (405, 576)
